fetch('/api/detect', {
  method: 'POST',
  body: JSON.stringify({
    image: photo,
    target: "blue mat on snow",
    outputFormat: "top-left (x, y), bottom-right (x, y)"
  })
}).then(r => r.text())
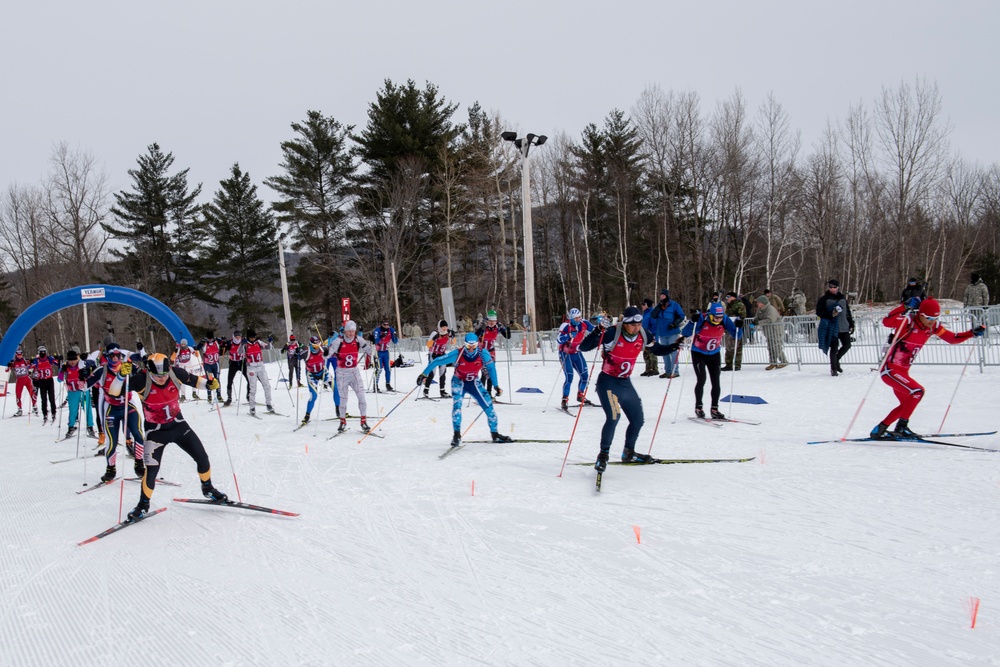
top-left (721, 394), bottom-right (767, 405)
top-left (516, 387), bottom-right (544, 393)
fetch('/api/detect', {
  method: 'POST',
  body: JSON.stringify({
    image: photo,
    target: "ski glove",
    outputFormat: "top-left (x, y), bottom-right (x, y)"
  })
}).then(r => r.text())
top-left (207, 378), bottom-right (221, 391)
top-left (834, 305), bottom-right (843, 314)
top-left (973, 325), bottom-right (987, 337)
top-left (416, 374), bottom-right (428, 386)
top-left (119, 362), bottom-right (133, 377)
top-left (495, 387), bottom-right (503, 397)
top-left (905, 297), bottom-right (922, 310)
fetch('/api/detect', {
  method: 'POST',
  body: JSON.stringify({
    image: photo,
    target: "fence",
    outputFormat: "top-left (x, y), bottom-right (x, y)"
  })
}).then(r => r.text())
top-left (257, 305), bottom-right (1000, 372)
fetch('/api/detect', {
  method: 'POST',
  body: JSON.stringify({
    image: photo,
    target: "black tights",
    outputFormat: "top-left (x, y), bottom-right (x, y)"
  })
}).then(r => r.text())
top-left (692, 350), bottom-right (721, 409)
top-left (139, 419), bottom-right (212, 503)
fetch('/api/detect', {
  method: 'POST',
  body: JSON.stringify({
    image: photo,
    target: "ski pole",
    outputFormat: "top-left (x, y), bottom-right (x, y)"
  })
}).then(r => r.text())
top-left (725, 326), bottom-right (742, 419)
top-left (646, 345), bottom-right (688, 456)
top-left (841, 315), bottom-right (909, 440)
top-left (462, 408), bottom-right (484, 437)
top-left (542, 363), bottom-right (565, 412)
top-left (558, 327), bottom-right (606, 478)
top-left (670, 344), bottom-right (692, 424)
top-left (356, 384), bottom-right (419, 444)
top-left (211, 375), bottom-right (242, 503)
top-left (936, 339), bottom-right (979, 433)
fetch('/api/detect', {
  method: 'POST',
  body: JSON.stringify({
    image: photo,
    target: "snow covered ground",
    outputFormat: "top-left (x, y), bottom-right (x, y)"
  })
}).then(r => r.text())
top-left (1, 354), bottom-right (998, 666)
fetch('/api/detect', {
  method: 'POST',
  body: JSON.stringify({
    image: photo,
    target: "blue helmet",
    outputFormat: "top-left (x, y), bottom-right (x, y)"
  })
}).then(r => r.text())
top-left (568, 308), bottom-right (582, 321)
top-left (708, 302), bottom-right (725, 318)
top-left (464, 332), bottom-right (479, 348)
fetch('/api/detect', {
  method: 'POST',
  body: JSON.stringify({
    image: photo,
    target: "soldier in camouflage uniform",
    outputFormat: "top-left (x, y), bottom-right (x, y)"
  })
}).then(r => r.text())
top-left (722, 291), bottom-right (746, 371)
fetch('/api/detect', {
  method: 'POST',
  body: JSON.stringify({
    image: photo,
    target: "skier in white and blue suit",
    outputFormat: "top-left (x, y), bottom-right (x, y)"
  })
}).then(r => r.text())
top-left (417, 332), bottom-right (513, 448)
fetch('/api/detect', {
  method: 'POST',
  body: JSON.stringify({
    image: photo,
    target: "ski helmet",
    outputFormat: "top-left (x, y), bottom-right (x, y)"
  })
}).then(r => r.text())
top-left (37, 345), bottom-right (47, 354)
top-left (918, 298), bottom-right (941, 319)
top-left (464, 332), bottom-right (479, 350)
top-left (708, 302), bottom-right (725, 319)
top-left (15, 347), bottom-right (22, 357)
top-left (568, 308), bottom-right (582, 321)
top-left (179, 338), bottom-right (188, 347)
top-left (289, 334), bottom-right (296, 341)
top-left (309, 335), bottom-right (320, 346)
top-left (344, 320), bottom-right (357, 332)
top-left (146, 353), bottom-right (171, 376)
top-left (487, 309), bottom-right (498, 321)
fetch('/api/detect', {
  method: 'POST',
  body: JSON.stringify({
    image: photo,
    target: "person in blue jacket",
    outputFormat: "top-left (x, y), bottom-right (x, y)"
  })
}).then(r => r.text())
top-left (416, 332), bottom-right (513, 448)
top-left (556, 308), bottom-right (593, 409)
top-left (372, 318), bottom-right (399, 392)
top-left (680, 302), bottom-right (741, 420)
top-left (647, 288), bottom-right (686, 378)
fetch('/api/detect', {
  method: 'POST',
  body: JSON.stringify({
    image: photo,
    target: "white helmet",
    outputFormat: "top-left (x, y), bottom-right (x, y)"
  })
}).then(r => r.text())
top-left (568, 308), bottom-right (582, 321)
top-left (344, 320), bottom-right (357, 332)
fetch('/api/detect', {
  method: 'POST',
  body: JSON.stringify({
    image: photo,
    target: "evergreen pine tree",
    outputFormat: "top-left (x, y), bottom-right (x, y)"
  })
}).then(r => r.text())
top-left (202, 164), bottom-right (279, 330)
top-left (103, 143), bottom-right (205, 308)
top-left (265, 111), bottom-right (356, 332)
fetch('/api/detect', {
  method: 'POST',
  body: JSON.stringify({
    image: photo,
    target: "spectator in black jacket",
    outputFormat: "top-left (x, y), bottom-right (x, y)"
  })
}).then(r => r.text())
top-left (816, 279), bottom-right (854, 376)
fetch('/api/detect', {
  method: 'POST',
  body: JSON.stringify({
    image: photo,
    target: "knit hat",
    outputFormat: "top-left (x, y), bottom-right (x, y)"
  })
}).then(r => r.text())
top-left (66, 350), bottom-right (79, 361)
top-left (756, 295), bottom-right (769, 305)
top-left (828, 279), bottom-right (840, 288)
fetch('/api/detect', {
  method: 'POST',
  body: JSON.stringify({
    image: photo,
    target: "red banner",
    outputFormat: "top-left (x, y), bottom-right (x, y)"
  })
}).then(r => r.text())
top-left (341, 298), bottom-right (351, 325)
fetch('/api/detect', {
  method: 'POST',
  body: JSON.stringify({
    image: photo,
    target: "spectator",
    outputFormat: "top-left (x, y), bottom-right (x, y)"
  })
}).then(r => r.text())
top-left (639, 298), bottom-right (659, 376)
top-left (649, 288), bottom-right (686, 378)
top-left (964, 272), bottom-right (989, 307)
top-left (755, 295), bottom-right (788, 370)
top-left (722, 292), bottom-right (746, 371)
top-left (764, 288), bottom-right (786, 316)
top-left (787, 287), bottom-right (807, 316)
top-left (900, 277), bottom-right (926, 304)
top-left (816, 279), bottom-right (854, 376)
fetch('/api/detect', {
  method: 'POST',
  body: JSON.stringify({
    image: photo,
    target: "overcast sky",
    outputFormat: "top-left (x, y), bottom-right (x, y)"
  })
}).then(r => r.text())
top-left (3, 1), bottom-right (998, 201)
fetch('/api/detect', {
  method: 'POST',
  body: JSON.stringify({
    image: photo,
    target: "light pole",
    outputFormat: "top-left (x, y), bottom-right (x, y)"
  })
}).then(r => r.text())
top-left (501, 131), bottom-right (546, 353)
top-left (277, 234), bottom-right (293, 342)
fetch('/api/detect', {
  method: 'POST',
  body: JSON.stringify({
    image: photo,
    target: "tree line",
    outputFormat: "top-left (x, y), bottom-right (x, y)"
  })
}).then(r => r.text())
top-left (1, 76), bottom-right (998, 353)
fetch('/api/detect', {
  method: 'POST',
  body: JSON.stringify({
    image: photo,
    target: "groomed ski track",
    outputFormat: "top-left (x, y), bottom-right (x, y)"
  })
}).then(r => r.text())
top-left (1, 357), bottom-right (998, 665)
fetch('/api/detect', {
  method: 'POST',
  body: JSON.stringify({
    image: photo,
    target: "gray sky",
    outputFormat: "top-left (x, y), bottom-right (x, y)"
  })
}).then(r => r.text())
top-left (3, 1), bottom-right (998, 199)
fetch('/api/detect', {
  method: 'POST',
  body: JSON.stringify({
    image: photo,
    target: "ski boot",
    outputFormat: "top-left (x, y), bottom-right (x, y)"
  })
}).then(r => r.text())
top-left (216, 392), bottom-right (223, 403)
top-left (594, 450), bottom-right (609, 473)
top-left (450, 431), bottom-right (462, 448)
top-left (577, 391), bottom-right (594, 406)
top-left (43, 417), bottom-right (48, 425)
top-left (65, 426), bottom-right (77, 438)
top-left (86, 427), bottom-right (96, 438)
top-left (440, 388), bottom-right (450, 398)
top-left (301, 413), bottom-right (311, 426)
top-left (192, 392), bottom-right (200, 401)
top-left (249, 407), bottom-right (256, 416)
top-left (360, 419), bottom-right (371, 434)
top-left (266, 405), bottom-right (276, 414)
top-left (695, 406), bottom-right (706, 419)
top-left (179, 395), bottom-right (186, 403)
top-left (710, 408), bottom-right (726, 420)
top-left (134, 459), bottom-right (145, 477)
top-left (224, 398), bottom-right (232, 407)
top-left (127, 499), bottom-right (150, 522)
top-left (201, 481), bottom-right (229, 504)
top-left (870, 422), bottom-right (891, 440)
top-left (491, 431), bottom-right (513, 443)
top-left (561, 397), bottom-right (569, 411)
top-left (622, 448), bottom-right (653, 463)
top-left (14, 408), bottom-right (22, 417)
top-left (385, 383), bottom-right (393, 392)
top-left (100, 466), bottom-right (116, 483)
top-left (32, 406), bottom-right (39, 416)
top-left (422, 388), bottom-right (430, 399)
top-left (338, 419), bottom-right (348, 433)
top-left (893, 419), bottom-right (922, 439)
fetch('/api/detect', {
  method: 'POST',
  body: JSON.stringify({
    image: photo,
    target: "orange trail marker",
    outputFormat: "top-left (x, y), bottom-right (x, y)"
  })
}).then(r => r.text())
top-left (633, 525), bottom-right (641, 544)
top-left (471, 480), bottom-right (475, 496)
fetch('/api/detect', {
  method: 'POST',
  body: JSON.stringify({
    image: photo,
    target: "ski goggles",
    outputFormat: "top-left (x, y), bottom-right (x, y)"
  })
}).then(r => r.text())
top-left (107, 351), bottom-right (124, 363)
top-left (622, 313), bottom-right (643, 324)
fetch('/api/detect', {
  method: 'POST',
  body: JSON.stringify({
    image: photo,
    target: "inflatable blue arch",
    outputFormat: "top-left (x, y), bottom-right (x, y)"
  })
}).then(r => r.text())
top-left (0, 285), bottom-right (193, 362)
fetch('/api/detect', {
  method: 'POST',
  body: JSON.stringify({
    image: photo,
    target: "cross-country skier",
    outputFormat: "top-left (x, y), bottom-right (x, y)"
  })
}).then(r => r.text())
top-left (58, 350), bottom-right (95, 438)
top-left (86, 344), bottom-right (146, 482)
top-left (416, 332), bottom-right (512, 448)
top-left (299, 336), bottom-right (329, 426)
top-left (557, 308), bottom-right (593, 410)
top-left (196, 331), bottom-right (224, 404)
top-left (870, 297), bottom-right (985, 440)
top-left (680, 302), bottom-right (741, 420)
top-left (475, 310), bottom-right (510, 397)
top-left (423, 320), bottom-right (455, 398)
top-left (223, 330), bottom-right (249, 406)
top-left (244, 329), bottom-right (275, 416)
top-left (171, 339), bottom-right (202, 401)
top-left (281, 334), bottom-right (304, 388)
top-left (328, 320), bottom-right (373, 433)
top-left (372, 319), bottom-right (398, 392)
top-left (31, 345), bottom-right (59, 424)
top-left (7, 347), bottom-right (38, 416)
top-left (123, 353), bottom-right (229, 522)
top-left (579, 306), bottom-right (682, 471)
